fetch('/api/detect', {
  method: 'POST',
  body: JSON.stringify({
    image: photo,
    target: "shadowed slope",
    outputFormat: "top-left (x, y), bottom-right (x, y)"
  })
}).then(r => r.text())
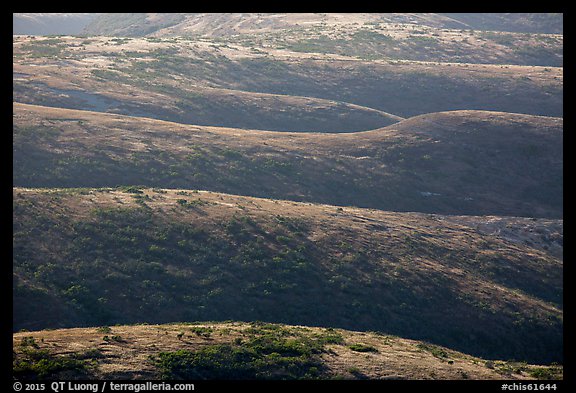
top-left (13, 187), bottom-right (562, 364)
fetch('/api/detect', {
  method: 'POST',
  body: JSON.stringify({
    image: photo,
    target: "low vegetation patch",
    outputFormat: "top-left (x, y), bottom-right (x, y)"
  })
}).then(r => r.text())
top-left (417, 343), bottom-right (450, 360)
top-left (151, 323), bottom-right (341, 379)
top-left (13, 337), bottom-right (91, 379)
top-left (189, 326), bottom-right (213, 337)
top-left (528, 365), bottom-right (563, 380)
top-left (348, 343), bottom-right (379, 353)
top-left (484, 359), bottom-right (562, 380)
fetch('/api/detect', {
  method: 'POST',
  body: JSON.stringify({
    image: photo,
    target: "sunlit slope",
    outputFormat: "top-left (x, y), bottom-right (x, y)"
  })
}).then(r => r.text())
top-left (83, 13), bottom-right (562, 37)
top-left (81, 13), bottom-right (563, 66)
top-left (14, 103), bottom-right (563, 218)
top-left (13, 34), bottom-right (563, 125)
top-left (12, 321), bottom-right (563, 380)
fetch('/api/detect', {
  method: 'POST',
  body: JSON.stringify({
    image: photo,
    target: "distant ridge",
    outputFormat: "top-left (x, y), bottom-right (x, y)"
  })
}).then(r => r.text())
top-left (439, 13), bottom-right (563, 34)
top-left (13, 13), bottom-right (99, 35)
top-left (82, 13), bottom-right (563, 37)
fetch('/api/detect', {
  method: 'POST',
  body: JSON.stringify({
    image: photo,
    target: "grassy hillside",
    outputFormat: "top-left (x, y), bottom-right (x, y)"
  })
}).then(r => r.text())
top-left (13, 187), bottom-right (562, 364)
top-left (13, 321), bottom-right (563, 380)
top-left (13, 33), bottom-right (563, 127)
top-left (81, 13), bottom-right (563, 66)
top-left (13, 103), bottom-right (563, 218)
top-left (82, 13), bottom-right (563, 36)
top-left (12, 13), bottom-right (563, 380)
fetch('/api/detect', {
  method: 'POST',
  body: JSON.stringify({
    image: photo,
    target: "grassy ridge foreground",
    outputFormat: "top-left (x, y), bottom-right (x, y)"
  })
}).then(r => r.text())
top-left (12, 321), bottom-right (563, 380)
top-left (13, 187), bottom-right (562, 365)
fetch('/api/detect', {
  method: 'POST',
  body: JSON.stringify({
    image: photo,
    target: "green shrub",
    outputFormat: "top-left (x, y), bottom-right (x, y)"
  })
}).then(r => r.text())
top-left (19, 336), bottom-right (40, 349)
top-left (13, 348), bottom-right (87, 379)
top-left (151, 330), bottom-right (328, 380)
top-left (314, 329), bottom-right (345, 345)
top-left (190, 326), bottom-right (213, 337)
top-left (118, 186), bottom-right (144, 194)
top-left (528, 366), bottom-right (562, 380)
top-left (176, 198), bottom-right (208, 208)
top-left (103, 335), bottom-right (125, 343)
top-left (417, 343), bottom-right (449, 359)
top-left (348, 343), bottom-right (378, 353)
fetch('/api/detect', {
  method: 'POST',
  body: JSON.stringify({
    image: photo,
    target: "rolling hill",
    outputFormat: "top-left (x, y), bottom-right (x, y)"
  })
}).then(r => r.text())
top-left (13, 103), bottom-right (563, 218)
top-left (12, 13), bottom-right (563, 380)
top-left (13, 187), bottom-right (562, 365)
top-left (13, 33), bottom-right (563, 126)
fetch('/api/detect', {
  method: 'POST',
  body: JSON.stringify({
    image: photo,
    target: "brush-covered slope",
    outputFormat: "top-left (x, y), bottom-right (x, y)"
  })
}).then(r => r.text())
top-left (13, 103), bottom-right (563, 218)
top-left (13, 321), bottom-right (563, 380)
top-left (13, 187), bottom-right (562, 364)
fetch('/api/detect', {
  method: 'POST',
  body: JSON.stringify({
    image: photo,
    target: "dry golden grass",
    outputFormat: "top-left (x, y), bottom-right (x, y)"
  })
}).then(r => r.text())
top-left (13, 321), bottom-right (557, 380)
